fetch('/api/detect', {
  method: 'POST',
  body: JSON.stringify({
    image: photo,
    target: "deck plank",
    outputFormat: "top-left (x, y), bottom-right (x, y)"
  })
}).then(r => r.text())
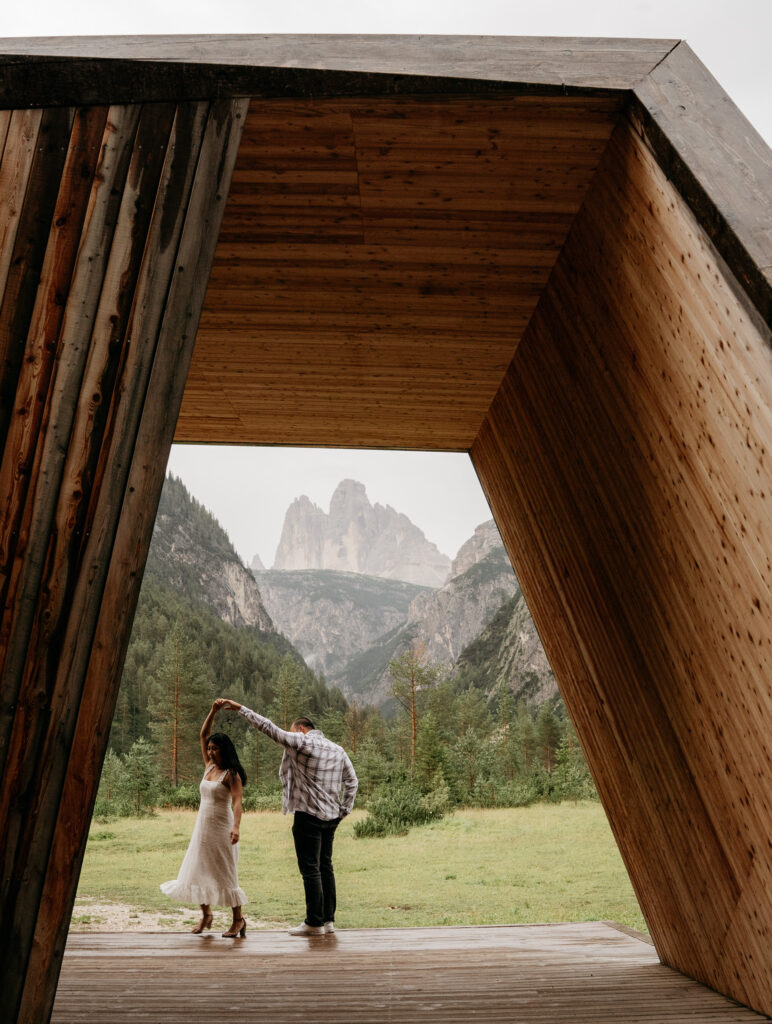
top-left (51, 924), bottom-right (768, 1023)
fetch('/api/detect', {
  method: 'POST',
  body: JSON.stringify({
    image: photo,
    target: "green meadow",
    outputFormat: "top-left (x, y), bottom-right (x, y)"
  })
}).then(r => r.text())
top-left (76, 803), bottom-right (646, 933)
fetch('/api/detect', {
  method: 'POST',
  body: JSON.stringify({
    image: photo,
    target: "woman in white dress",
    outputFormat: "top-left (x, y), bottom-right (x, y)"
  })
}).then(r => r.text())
top-left (161, 699), bottom-right (247, 937)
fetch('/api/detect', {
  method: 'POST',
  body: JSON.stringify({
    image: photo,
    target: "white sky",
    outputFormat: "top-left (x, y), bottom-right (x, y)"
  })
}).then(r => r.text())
top-left (5, 1), bottom-right (769, 567)
top-left (168, 447), bottom-right (492, 566)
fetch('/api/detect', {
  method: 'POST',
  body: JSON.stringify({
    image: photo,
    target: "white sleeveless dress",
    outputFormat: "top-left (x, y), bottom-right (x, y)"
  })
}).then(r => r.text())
top-left (160, 764), bottom-right (247, 907)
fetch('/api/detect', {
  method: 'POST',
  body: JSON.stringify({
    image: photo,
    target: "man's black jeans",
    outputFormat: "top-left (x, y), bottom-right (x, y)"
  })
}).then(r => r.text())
top-left (292, 811), bottom-right (341, 927)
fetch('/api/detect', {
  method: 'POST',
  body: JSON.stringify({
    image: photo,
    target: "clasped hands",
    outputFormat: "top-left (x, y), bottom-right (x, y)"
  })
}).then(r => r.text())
top-left (212, 698), bottom-right (242, 713)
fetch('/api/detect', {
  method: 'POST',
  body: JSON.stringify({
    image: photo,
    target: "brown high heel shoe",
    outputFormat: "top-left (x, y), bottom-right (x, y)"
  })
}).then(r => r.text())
top-left (192, 913), bottom-right (213, 934)
top-left (222, 918), bottom-right (246, 938)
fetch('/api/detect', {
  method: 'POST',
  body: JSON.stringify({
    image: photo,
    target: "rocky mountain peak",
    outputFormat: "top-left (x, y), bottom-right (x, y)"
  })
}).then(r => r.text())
top-left (146, 473), bottom-right (274, 632)
top-left (448, 519), bottom-right (507, 581)
top-left (329, 478), bottom-right (368, 512)
top-left (272, 480), bottom-right (451, 588)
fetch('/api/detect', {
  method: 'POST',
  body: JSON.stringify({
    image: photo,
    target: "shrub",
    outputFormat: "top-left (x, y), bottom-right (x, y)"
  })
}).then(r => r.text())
top-left (158, 783), bottom-right (200, 809)
top-left (422, 770), bottom-right (451, 818)
top-left (354, 775), bottom-right (449, 838)
top-left (242, 787), bottom-right (283, 812)
top-left (551, 735), bottom-right (599, 802)
top-left (493, 777), bottom-right (546, 807)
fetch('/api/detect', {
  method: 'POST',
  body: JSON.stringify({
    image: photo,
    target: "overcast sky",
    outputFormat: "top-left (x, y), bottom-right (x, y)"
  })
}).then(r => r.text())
top-left (5, 2), bottom-right (768, 566)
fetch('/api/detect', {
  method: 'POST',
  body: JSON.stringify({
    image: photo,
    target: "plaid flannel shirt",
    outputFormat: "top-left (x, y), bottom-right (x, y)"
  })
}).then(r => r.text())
top-left (239, 707), bottom-right (358, 821)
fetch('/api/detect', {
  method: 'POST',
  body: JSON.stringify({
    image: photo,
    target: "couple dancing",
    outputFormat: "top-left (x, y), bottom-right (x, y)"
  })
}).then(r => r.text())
top-left (161, 697), bottom-right (359, 938)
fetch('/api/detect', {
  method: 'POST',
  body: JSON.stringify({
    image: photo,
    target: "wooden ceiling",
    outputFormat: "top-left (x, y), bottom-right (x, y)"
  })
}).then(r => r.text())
top-left (175, 93), bottom-right (622, 449)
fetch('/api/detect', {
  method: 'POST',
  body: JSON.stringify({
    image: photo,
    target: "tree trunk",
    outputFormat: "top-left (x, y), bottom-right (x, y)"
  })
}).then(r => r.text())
top-left (172, 664), bottom-right (179, 788)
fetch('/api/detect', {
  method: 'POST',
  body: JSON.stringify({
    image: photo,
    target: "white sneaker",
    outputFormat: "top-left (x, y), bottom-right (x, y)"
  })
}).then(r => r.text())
top-left (323, 921), bottom-right (335, 933)
top-left (288, 922), bottom-right (324, 936)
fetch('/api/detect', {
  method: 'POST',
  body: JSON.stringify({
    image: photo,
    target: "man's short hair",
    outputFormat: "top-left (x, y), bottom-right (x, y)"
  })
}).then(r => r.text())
top-left (291, 716), bottom-right (316, 731)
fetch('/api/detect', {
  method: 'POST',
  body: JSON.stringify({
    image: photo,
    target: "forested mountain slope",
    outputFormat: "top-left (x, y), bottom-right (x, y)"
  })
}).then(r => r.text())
top-left (144, 473), bottom-right (273, 630)
top-left (253, 568), bottom-right (430, 678)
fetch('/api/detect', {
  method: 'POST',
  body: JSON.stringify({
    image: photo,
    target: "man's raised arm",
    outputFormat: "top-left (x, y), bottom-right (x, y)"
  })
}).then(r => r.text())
top-left (217, 699), bottom-right (304, 749)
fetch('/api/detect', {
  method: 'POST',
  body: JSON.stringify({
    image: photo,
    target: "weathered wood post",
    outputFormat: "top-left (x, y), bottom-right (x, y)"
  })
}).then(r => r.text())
top-left (0, 96), bottom-right (248, 1024)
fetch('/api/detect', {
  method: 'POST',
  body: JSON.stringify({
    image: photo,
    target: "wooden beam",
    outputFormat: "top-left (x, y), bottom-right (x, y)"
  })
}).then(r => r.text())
top-left (0, 107), bottom-right (74, 450)
top-left (0, 105), bottom-right (105, 762)
top-left (0, 96), bottom-right (248, 1024)
top-left (0, 35), bottom-right (677, 107)
top-left (631, 42), bottom-right (772, 329)
top-left (471, 117), bottom-right (772, 1016)
top-left (0, 33), bottom-right (768, 1023)
top-left (176, 93), bottom-right (622, 448)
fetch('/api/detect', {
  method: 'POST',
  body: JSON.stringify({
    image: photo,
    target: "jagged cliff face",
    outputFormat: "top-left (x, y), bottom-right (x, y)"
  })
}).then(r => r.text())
top-left (272, 479), bottom-right (451, 588)
top-left (253, 569), bottom-right (429, 678)
top-left (336, 537), bottom-right (521, 704)
top-left (145, 474), bottom-right (274, 632)
top-left (454, 591), bottom-right (557, 705)
top-left (331, 519), bottom-right (554, 708)
top-left (405, 544), bottom-right (519, 663)
top-left (447, 519), bottom-right (505, 579)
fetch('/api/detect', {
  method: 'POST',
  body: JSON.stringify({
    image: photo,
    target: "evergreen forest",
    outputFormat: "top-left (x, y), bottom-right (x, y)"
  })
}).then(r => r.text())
top-left (99, 580), bottom-right (596, 829)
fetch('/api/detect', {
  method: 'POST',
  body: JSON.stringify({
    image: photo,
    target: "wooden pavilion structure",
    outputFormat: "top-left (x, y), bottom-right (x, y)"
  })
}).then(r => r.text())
top-left (0, 34), bottom-right (770, 1023)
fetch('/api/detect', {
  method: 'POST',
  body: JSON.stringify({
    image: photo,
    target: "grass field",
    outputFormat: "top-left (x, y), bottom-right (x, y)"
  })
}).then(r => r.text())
top-left (75, 803), bottom-right (646, 933)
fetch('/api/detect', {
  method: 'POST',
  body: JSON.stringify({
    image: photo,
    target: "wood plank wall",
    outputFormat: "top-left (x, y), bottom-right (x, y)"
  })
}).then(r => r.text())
top-left (177, 94), bottom-right (621, 449)
top-left (471, 117), bottom-right (772, 1015)
top-left (0, 97), bottom-right (248, 1024)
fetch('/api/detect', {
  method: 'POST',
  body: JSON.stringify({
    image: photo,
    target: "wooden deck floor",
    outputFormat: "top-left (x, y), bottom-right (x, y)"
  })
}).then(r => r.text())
top-left (52, 923), bottom-right (769, 1023)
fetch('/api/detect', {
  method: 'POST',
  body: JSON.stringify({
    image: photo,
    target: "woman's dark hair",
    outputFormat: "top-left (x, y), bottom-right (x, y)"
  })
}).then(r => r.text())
top-left (207, 732), bottom-right (247, 785)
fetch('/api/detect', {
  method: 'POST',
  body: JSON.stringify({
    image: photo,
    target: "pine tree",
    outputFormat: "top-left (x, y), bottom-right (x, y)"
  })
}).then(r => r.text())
top-left (451, 727), bottom-right (491, 801)
top-left (269, 654), bottom-right (303, 729)
top-left (536, 703), bottom-right (562, 774)
top-left (454, 685), bottom-right (492, 737)
top-left (318, 708), bottom-right (344, 743)
top-left (343, 703), bottom-right (371, 753)
top-left (415, 712), bottom-right (447, 791)
top-left (148, 618), bottom-right (213, 785)
top-left (121, 738), bottom-right (159, 815)
top-left (515, 701), bottom-right (539, 773)
top-left (352, 737), bottom-right (389, 805)
top-left (497, 688), bottom-right (516, 731)
top-left (553, 721), bottom-right (596, 800)
top-left (96, 749), bottom-right (127, 816)
top-left (389, 643), bottom-right (439, 773)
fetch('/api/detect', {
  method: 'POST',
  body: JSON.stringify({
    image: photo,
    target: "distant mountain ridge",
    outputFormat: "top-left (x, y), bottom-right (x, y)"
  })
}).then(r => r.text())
top-left (334, 533), bottom-right (525, 704)
top-left (145, 474), bottom-right (274, 632)
top-left (148, 475), bottom-right (556, 716)
top-left (253, 569), bottom-right (430, 679)
top-left (454, 590), bottom-right (556, 705)
top-left (263, 511), bottom-right (556, 710)
top-left (271, 479), bottom-right (451, 588)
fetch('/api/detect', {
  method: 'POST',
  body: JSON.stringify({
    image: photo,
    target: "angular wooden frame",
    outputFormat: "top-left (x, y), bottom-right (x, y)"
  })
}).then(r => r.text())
top-left (0, 35), bottom-right (770, 1023)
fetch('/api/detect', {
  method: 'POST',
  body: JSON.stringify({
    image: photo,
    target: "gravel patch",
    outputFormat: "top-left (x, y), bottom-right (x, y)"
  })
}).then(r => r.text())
top-left (70, 896), bottom-right (277, 933)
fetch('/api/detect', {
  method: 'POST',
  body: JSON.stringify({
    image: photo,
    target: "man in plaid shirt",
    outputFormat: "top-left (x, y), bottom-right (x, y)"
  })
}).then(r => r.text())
top-left (217, 698), bottom-right (358, 936)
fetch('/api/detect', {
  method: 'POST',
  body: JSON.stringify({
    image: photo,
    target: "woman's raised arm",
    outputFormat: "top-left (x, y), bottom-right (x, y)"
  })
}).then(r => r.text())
top-left (200, 700), bottom-right (223, 764)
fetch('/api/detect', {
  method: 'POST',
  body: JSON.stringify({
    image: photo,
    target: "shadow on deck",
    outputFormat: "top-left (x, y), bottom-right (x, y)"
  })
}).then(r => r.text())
top-left (52, 922), bottom-right (769, 1022)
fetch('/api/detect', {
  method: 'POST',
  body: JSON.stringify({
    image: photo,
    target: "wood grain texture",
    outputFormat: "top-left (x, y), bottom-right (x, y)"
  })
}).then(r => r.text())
top-left (0, 34), bottom-right (769, 1024)
top-left (631, 42), bottom-right (772, 329)
top-left (0, 107), bottom-right (74, 449)
top-left (471, 117), bottom-right (772, 1015)
top-left (0, 35), bottom-right (676, 107)
top-left (0, 105), bottom-right (107, 766)
top-left (50, 925), bottom-right (767, 1023)
top-left (16, 96), bottom-right (249, 1024)
top-left (0, 108), bottom-right (42, 316)
top-left (0, 97), bottom-right (247, 1024)
top-left (177, 94), bottom-right (621, 448)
